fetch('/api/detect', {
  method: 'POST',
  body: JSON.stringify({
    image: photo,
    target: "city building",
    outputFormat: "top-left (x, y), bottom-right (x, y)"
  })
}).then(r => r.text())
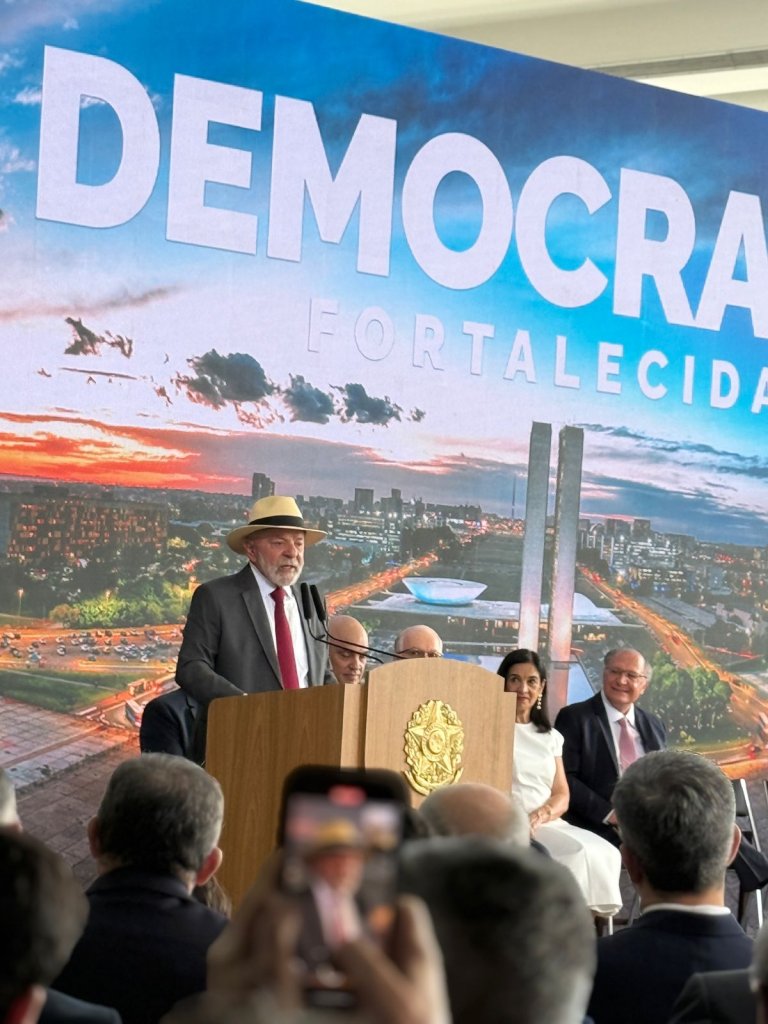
top-left (0, 486), bottom-right (167, 566)
top-left (251, 472), bottom-right (275, 500)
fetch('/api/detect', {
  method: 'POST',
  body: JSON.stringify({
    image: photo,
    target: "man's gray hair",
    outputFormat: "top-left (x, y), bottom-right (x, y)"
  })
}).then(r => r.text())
top-left (613, 750), bottom-right (734, 894)
top-left (603, 647), bottom-right (652, 682)
top-left (96, 754), bottom-right (223, 878)
top-left (400, 837), bottom-right (596, 1024)
top-left (420, 783), bottom-right (529, 847)
top-left (0, 768), bottom-right (19, 827)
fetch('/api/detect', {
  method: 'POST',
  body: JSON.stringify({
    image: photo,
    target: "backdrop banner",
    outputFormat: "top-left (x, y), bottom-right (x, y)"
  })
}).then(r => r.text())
top-left (2, 0), bottom-right (768, 781)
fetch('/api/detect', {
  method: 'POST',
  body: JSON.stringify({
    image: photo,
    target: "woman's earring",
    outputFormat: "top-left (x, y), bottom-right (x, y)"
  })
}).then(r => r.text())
top-left (536, 693), bottom-right (542, 710)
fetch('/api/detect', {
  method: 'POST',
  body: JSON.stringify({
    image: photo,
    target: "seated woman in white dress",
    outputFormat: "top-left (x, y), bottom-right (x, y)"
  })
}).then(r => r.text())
top-left (498, 648), bottom-right (622, 917)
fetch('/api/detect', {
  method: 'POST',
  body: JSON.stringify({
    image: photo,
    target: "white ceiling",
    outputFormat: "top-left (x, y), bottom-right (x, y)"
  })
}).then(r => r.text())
top-left (308, 0), bottom-right (768, 111)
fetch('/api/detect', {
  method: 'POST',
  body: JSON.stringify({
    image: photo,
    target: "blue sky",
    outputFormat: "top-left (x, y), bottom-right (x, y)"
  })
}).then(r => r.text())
top-left (2, 0), bottom-right (768, 541)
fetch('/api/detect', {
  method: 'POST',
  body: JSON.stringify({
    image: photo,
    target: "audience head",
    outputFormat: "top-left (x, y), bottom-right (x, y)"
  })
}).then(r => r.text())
top-left (0, 769), bottom-right (20, 829)
top-left (751, 922), bottom-right (768, 1024)
top-left (497, 649), bottom-right (551, 731)
top-left (400, 837), bottom-right (595, 1024)
top-left (420, 783), bottom-right (529, 847)
top-left (394, 624), bottom-right (443, 660)
top-left (0, 829), bottom-right (88, 1024)
top-left (89, 753), bottom-right (224, 889)
top-left (613, 749), bottom-right (738, 898)
top-left (601, 648), bottom-right (651, 714)
top-left (328, 615), bottom-right (369, 685)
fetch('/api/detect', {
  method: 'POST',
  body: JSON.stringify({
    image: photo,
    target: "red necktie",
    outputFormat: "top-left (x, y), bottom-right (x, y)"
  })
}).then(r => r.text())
top-left (618, 716), bottom-right (637, 772)
top-left (270, 587), bottom-right (299, 690)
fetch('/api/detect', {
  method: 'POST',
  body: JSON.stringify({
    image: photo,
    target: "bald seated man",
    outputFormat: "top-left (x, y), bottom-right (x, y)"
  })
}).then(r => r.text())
top-left (395, 624), bottom-right (443, 659)
top-left (328, 615), bottom-right (369, 685)
top-left (420, 783), bottom-right (529, 847)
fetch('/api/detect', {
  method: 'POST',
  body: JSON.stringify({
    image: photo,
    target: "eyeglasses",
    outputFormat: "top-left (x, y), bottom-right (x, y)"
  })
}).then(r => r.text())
top-left (606, 668), bottom-right (646, 683)
top-left (398, 648), bottom-right (443, 659)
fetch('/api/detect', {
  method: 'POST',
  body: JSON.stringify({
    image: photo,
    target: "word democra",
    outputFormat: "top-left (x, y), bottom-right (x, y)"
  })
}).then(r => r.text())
top-left (36, 46), bottom-right (768, 340)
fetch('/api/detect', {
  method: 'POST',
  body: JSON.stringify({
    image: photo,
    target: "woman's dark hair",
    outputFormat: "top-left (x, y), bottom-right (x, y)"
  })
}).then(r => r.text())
top-left (497, 649), bottom-right (551, 732)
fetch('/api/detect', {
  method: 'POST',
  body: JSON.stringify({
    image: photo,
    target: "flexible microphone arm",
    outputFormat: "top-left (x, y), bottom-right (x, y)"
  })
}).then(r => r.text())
top-left (299, 583), bottom-right (404, 662)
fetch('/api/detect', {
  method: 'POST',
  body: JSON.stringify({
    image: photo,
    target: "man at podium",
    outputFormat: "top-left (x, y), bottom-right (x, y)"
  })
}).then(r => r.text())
top-left (175, 495), bottom-right (331, 759)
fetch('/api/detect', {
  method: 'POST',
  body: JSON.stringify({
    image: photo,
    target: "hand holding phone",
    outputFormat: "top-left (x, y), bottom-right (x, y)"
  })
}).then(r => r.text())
top-left (336, 895), bottom-right (451, 1024)
top-left (278, 765), bottom-right (407, 1008)
top-left (205, 861), bottom-right (448, 1024)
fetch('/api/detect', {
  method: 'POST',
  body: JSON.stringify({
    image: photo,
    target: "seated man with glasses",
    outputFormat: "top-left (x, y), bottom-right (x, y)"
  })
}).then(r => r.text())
top-left (554, 648), bottom-right (665, 847)
top-left (555, 649), bottom-right (768, 898)
top-left (394, 624), bottom-right (443, 659)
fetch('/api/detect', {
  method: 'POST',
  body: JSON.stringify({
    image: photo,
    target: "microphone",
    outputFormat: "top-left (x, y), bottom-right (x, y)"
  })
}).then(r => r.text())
top-left (300, 581), bottom-right (315, 623)
top-left (309, 583), bottom-right (327, 626)
top-left (299, 582), bottom-right (404, 663)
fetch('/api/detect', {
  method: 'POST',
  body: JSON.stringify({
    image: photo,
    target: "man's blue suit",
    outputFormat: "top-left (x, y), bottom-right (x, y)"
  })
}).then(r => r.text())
top-left (554, 692), bottom-right (666, 845)
top-left (587, 910), bottom-right (753, 1024)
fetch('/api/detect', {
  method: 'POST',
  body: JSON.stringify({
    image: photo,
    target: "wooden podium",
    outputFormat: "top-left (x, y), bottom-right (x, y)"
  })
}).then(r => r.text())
top-left (207, 659), bottom-right (516, 904)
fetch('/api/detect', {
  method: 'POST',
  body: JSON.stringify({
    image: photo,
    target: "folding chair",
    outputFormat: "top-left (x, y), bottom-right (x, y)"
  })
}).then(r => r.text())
top-left (732, 778), bottom-right (764, 928)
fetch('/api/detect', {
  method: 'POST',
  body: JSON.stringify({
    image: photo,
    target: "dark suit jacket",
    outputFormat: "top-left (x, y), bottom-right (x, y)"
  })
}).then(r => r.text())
top-left (41, 990), bottom-right (121, 1024)
top-left (588, 910), bottom-right (753, 1024)
top-left (175, 565), bottom-right (328, 702)
top-left (139, 688), bottom-right (199, 758)
top-left (51, 867), bottom-right (228, 1024)
top-left (668, 968), bottom-right (754, 1024)
top-left (554, 692), bottom-right (666, 844)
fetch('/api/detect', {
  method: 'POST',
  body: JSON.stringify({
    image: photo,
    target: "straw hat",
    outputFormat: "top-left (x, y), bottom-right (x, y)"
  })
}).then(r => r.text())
top-left (226, 495), bottom-right (326, 554)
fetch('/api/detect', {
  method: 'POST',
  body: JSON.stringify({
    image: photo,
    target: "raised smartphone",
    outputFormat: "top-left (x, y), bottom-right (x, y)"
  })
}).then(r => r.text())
top-left (278, 765), bottom-right (408, 1008)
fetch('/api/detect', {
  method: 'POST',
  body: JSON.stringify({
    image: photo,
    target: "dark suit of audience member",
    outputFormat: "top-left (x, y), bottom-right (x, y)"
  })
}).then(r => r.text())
top-left (51, 754), bottom-right (227, 1024)
top-left (41, 989), bottom-right (121, 1024)
top-left (52, 867), bottom-right (227, 1024)
top-left (668, 968), bottom-right (754, 1024)
top-left (139, 688), bottom-right (199, 759)
top-left (587, 750), bottom-right (750, 1024)
top-left (590, 910), bottom-right (752, 1024)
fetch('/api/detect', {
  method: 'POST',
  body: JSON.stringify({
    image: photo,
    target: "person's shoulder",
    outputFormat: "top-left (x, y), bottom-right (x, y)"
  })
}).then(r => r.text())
top-left (206, 564), bottom-right (250, 586)
top-left (183, 895), bottom-right (230, 932)
top-left (193, 565), bottom-right (250, 594)
top-left (555, 694), bottom-right (598, 722)
top-left (596, 922), bottom-right (649, 962)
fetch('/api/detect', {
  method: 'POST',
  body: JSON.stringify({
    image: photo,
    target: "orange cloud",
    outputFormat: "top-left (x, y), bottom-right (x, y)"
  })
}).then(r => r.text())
top-left (0, 412), bottom-right (244, 491)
